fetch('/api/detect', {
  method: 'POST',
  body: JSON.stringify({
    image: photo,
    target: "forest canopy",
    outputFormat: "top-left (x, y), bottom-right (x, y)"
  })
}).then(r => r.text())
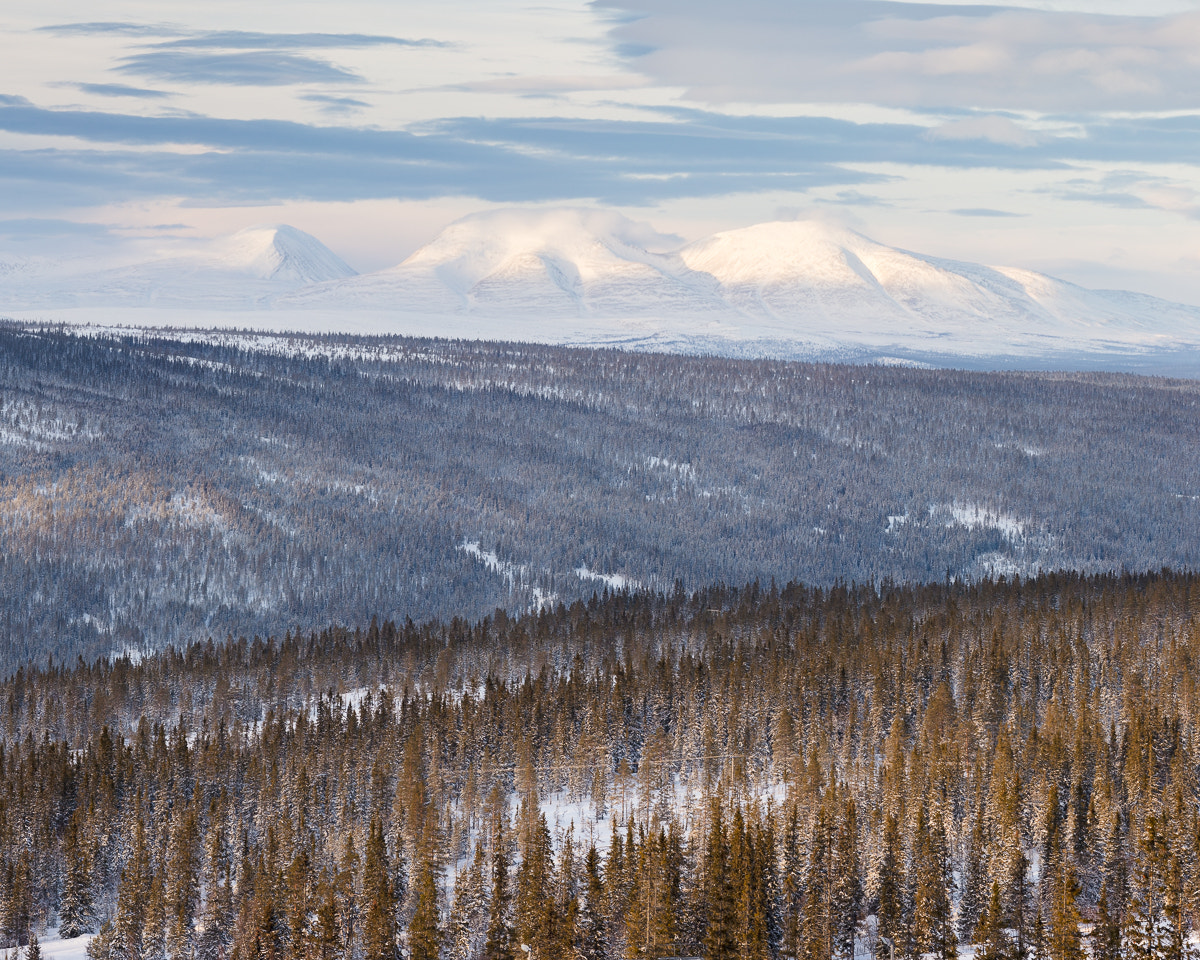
top-left (1, 571), bottom-right (1198, 960)
top-left (0, 323), bottom-right (1199, 671)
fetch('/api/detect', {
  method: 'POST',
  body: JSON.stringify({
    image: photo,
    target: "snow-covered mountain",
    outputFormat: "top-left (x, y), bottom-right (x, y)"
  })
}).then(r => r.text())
top-left (4, 209), bottom-right (1200, 372)
top-left (0, 225), bottom-right (355, 309)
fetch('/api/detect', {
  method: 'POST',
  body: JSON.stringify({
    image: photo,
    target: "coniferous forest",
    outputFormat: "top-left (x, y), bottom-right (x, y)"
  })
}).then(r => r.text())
top-left (3, 572), bottom-right (1200, 960)
top-left (1, 323), bottom-right (1200, 673)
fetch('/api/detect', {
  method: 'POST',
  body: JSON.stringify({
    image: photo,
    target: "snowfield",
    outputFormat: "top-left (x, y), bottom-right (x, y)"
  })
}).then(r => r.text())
top-left (5, 209), bottom-right (1200, 373)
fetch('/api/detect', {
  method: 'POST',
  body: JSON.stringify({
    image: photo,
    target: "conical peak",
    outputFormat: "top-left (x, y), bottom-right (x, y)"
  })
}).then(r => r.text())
top-left (216, 225), bottom-right (356, 283)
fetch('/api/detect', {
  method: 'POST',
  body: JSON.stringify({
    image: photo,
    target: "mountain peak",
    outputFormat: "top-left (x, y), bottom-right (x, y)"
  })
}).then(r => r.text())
top-left (216, 225), bottom-right (357, 283)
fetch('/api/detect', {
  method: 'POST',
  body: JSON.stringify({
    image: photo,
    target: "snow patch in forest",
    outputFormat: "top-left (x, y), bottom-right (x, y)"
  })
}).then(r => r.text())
top-left (575, 565), bottom-right (639, 592)
top-left (13, 931), bottom-right (94, 960)
top-left (458, 541), bottom-right (558, 612)
top-left (936, 502), bottom-right (1026, 541)
top-left (974, 551), bottom-right (1024, 578)
top-left (885, 513), bottom-right (908, 533)
top-left (645, 456), bottom-right (696, 481)
top-left (459, 541), bottom-right (521, 584)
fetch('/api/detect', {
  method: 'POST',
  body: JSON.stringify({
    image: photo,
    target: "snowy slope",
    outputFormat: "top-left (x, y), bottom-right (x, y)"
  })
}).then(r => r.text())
top-left (5, 210), bottom-right (1200, 372)
top-left (0, 225), bottom-right (355, 310)
top-left (281, 208), bottom-right (729, 319)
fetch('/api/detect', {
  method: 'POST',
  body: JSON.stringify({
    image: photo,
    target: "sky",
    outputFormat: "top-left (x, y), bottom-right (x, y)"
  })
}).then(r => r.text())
top-left (3, 0), bottom-right (1200, 302)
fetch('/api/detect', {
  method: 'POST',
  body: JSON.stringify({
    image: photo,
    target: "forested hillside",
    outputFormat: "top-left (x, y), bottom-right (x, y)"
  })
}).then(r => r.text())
top-left (1, 323), bottom-right (1200, 671)
top-left (1, 572), bottom-right (1198, 959)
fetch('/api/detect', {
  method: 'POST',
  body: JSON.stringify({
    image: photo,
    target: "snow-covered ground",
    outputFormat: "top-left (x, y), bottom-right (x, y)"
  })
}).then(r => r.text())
top-left (11, 931), bottom-right (93, 960)
top-left (5, 208), bottom-right (1200, 373)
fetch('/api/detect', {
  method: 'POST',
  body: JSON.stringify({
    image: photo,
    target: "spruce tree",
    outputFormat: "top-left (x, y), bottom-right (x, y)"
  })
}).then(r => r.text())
top-left (515, 812), bottom-right (557, 960)
top-left (912, 804), bottom-right (955, 960)
top-left (573, 846), bottom-right (607, 960)
top-left (831, 799), bottom-right (862, 959)
top-left (802, 799), bottom-right (834, 960)
top-left (976, 881), bottom-right (1011, 960)
top-left (448, 842), bottom-right (490, 960)
top-left (483, 825), bottom-right (516, 960)
top-left (59, 812), bottom-right (95, 939)
top-left (166, 805), bottom-right (202, 960)
top-left (875, 813), bottom-right (902, 960)
top-left (1045, 855), bottom-right (1084, 960)
top-left (408, 856), bottom-right (442, 960)
top-left (702, 806), bottom-right (737, 960)
top-left (1091, 880), bottom-right (1121, 960)
top-left (362, 817), bottom-right (397, 960)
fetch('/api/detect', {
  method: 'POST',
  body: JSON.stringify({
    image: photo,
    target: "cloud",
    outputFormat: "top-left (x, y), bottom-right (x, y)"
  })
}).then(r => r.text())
top-left (118, 51), bottom-right (363, 86)
top-left (38, 22), bottom-right (182, 38)
top-left (951, 208), bottom-right (1025, 217)
top-left (151, 31), bottom-right (447, 50)
top-left (0, 218), bottom-right (113, 238)
top-left (73, 83), bottom-right (171, 99)
top-left (1052, 171), bottom-right (1200, 218)
top-left (818, 190), bottom-right (894, 207)
top-left (0, 101), bottom-right (889, 209)
top-left (302, 94), bottom-right (371, 115)
top-left (438, 75), bottom-right (648, 96)
top-left (925, 115), bottom-right (1039, 146)
top-left (0, 96), bottom-right (1198, 212)
top-left (596, 0), bottom-right (1200, 112)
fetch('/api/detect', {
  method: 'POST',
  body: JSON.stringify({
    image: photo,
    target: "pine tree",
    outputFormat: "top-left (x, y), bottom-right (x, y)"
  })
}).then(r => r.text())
top-left (1124, 816), bottom-right (1168, 960)
top-left (703, 806), bottom-right (737, 960)
top-left (312, 880), bottom-right (341, 960)
top-left (1044, 854), bottom-right (1084, 960)
top-left (59, 811), bottom-right (95, 940)
top-left (142, 870), bottom-right (167, 960)
top-left (408, 855), bottom-right (442, 960)
top-left (1091, 880), bottom-right (1121, 960)
top-left (875, 813), bottom-right (902, 960)
top-left (911, 804), bottom-right (955, 960)
top-left (515, 812), bottom-right (557, 960)
top-left (284, 847), bottom-right (312, 960)
top-left (573, 846), bottom-right (607, 960)
top-left (782, 805), bottom-right (804, 960)
top-left (362, 817), bottom-right (397, 960)
top-left (976, 881), bottom-right (1011, 960)
top-left (166, 805), bottom-right (202, 960)
top-left (111, 815), bottom-right (153, 960)
top-left (483, 825), bottom-right (516, 960)
top-left (831, 799), bottom-right (862, 959)
top-left (802, 799), bottom-right (834, 960)
top-left (448, 842), bottom-right (490, 960)
top-left (958, 815), bottom-right (986, 943)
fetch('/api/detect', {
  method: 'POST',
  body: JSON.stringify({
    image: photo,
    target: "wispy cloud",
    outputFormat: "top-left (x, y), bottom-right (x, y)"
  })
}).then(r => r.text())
top-left (37, 22), bottom-right (183, 38)
top-left (118, 50), bottom-right (363, 86)
top-left (437, 74), bottom-right (647, 96)
top-left (951, 208), bottom-right (1025, 217)
top-left (72, 82), bottom-right (171, 99)
top-left (151, 31), bottom-right (447, 50)
top-left (301, 94), bottom-right (371, 115)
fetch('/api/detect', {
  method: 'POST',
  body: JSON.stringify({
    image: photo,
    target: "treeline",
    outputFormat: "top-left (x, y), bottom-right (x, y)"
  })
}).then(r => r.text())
top-left (2, 571), bottom-right (1200, 958)
top-left (2, 323), bottom-right (1200, 670)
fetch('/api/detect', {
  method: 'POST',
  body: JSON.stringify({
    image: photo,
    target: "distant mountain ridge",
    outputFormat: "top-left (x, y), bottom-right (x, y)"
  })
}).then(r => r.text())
top-left (4, 209), bottom-right (1200, 373)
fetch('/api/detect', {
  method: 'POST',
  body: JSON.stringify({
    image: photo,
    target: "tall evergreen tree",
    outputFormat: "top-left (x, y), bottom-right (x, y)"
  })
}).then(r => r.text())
top-left (574, 846), bottom-right (607, 960)
top-left (483, 825), bottom-right (516, 960)
top-left (703, 806), bottom-right (737, 960)
top-left (362, 817), bottom-right (397, 960)
top-left (408, 855), bottom-right (442, 960)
